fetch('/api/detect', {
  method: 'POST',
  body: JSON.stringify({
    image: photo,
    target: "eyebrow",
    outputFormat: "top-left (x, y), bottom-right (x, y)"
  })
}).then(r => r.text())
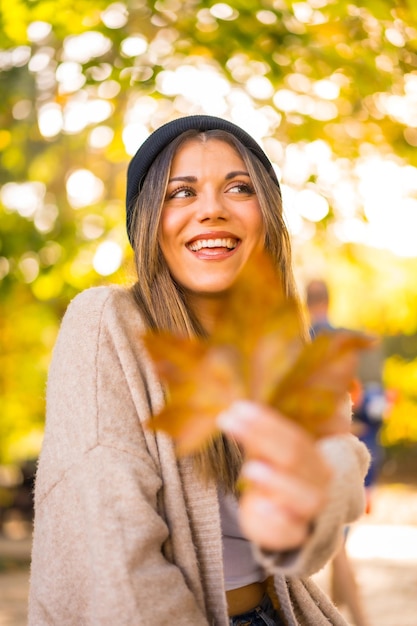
top-left (226, 170), bottom-right (250, 180)
top-left (168, 175), bottom-right (197, 183)
top-left (168, 170), bottom-right (250, 183)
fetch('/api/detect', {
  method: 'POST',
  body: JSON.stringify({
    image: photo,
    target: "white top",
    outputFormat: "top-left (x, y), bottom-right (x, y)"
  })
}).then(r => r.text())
top-left (218, 488), bottom-right (267, 591)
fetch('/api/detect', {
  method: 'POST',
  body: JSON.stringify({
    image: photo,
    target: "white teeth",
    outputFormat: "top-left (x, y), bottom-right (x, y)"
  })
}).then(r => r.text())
top-left (188, 238), bottom-right (238, 251)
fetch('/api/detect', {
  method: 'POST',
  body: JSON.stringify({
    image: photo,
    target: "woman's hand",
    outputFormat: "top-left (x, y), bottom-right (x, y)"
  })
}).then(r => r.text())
top-left (217, 401), bottom-right (337, 552)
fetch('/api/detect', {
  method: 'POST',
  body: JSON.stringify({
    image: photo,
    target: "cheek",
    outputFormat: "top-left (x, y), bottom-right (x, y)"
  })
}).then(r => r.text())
top-left (158, 210), bottom-right (188, 273)
top-left (250, 206), bottom-right (266, 245)
top-left (158, 210), bottom-right (176, 253)
top-left (159, 203), bottom-right (190, 235)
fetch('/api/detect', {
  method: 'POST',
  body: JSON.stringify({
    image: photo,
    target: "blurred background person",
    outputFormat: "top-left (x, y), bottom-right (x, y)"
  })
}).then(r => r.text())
top-left (305, 279), bottom-right (334, 337)
top-left (352, 346), bottom-right (387, 514)
top-left (305, 278), bottom-right (383, 626)
top-left (306, 279), bottom-right (386, 511)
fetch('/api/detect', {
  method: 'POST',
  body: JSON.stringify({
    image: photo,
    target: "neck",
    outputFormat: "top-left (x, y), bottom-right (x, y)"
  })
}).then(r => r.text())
top-left (185, 292), bottom-right (225, 334)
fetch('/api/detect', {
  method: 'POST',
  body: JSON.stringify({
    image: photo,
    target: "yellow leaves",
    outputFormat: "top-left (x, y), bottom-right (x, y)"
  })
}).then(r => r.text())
top-left (0, 130), bottom-right (11, 151)
top-left (1, 0), bottom-right (29, 44)
top-left (143, 251), bottom-right (374, 455)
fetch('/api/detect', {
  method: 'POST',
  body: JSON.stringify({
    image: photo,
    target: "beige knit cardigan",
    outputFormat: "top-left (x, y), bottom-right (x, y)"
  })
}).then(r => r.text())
top-left (28, 286), bottom-right (370, 626)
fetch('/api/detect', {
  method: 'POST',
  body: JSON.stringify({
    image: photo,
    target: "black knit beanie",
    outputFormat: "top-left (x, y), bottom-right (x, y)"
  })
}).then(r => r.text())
top-left (125, 114), bottom-right (280, 245)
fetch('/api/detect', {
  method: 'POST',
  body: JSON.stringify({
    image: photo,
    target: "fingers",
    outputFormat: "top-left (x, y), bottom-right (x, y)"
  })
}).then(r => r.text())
top-left (238, 490), bottom-right (311, 552)
top-left (218, 400), bottom-right (331, 486)
top-left (241, 460), bottom-right (327, 520)
top-left (217, 400), bottom-right (333, 551)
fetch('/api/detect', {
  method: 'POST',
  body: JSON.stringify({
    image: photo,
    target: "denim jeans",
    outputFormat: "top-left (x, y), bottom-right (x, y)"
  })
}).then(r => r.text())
top-left (229, 593), bottom-right (285, 626)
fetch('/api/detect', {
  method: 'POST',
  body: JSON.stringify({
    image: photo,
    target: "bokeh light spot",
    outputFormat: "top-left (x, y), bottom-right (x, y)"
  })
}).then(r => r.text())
top-left (93, 241), bottom-right (123, 276)
top-left (66, 169), bottom-right (104, 208)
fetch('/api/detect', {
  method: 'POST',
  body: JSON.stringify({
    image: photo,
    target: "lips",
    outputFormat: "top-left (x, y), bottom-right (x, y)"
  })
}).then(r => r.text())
top-left (187, 237), bottom-right (239, 252)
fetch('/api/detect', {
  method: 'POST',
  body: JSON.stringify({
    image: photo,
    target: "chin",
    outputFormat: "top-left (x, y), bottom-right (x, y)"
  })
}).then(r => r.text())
top-left (183, 280), bottom-right (235, 299)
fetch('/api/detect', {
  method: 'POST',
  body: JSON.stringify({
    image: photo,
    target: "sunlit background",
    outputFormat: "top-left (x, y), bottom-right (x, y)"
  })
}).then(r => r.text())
top-left (1, 3), bottom-right (417, 625)
top-left (1, 0), bottom-right (417, 465)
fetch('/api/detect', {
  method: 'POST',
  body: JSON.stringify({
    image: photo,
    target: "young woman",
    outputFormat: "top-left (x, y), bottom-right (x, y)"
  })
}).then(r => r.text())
top-left (29, 115), bottom-right (370, 626)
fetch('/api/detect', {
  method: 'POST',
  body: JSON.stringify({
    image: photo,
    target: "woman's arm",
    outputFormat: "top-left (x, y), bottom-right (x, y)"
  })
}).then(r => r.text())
top-left (29, 287), bottom-right (210, 625)
top-left (217, 400), bottom-right (370, 576)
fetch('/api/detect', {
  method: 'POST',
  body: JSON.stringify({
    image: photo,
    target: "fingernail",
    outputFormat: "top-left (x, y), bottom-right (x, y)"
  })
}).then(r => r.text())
top-left (253, 497), bottom-right (277, 516)
top-left (217, 400), bottom-right (255, 433)
top-left (241, 460), bottom-right (273, 483)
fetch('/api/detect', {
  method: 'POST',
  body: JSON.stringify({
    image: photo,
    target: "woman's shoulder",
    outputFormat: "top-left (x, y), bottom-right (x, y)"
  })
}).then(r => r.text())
top-left (50, 285), bottom-right (149, 376)
top-left (62, 284), bottom-right (144, 333)
top-left (67, 284), bottom-right (136, 316)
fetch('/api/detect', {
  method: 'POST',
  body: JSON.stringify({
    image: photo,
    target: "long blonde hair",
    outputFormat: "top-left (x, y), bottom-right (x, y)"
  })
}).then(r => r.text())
top-left (130, 129), bottom-right (304, 491)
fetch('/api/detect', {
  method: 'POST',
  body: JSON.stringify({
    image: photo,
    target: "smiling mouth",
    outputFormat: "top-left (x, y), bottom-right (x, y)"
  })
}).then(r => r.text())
top-left (187, 237), bottom-right (239, 252)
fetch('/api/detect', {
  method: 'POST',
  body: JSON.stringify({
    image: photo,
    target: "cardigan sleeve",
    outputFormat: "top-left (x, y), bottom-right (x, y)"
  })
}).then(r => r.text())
top-left (29, 287), bottom-right (210, 626)
top-left (253, 432), bottom-right (370, 577)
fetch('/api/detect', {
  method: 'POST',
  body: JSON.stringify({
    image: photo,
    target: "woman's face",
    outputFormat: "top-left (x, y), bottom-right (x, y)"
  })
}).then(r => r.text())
top-left (158, 138), bottom-right (265, 313)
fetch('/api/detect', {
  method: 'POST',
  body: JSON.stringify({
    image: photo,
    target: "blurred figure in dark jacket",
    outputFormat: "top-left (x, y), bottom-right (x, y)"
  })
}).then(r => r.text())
top-left (306, 279), bottom-right (333, 337)
top-left (306, 279), bottom-right (386, 503)
top-left (306, 279), bottom-right (380, 626)
top-left (353, 347), bottom-right (386, 513)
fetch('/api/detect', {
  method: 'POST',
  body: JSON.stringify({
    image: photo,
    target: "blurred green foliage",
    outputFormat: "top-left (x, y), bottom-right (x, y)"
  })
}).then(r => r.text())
top-left (1, 0), bottom-right (417, 462)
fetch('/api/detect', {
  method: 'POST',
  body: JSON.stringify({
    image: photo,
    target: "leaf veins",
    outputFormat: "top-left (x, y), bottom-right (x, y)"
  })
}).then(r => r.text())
top-left (143, 251), bottom-right (374, 455)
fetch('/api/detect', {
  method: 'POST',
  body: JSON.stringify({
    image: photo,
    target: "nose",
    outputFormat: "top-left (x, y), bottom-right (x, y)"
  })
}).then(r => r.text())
top-left (196, 187), bottom-right (228, 222)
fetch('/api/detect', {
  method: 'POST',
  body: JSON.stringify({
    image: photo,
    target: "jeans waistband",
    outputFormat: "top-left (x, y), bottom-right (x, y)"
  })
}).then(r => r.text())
top-left (229, 593), bottom-right (283, 626)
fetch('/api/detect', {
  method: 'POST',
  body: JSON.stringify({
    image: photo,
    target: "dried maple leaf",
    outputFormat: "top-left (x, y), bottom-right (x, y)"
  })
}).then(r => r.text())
top-left (142, 332), bottom-right (246, 453)
top-left (143, 251), bottom-right (374, 455)
top-left (269, 330), bottom-right (373, 434)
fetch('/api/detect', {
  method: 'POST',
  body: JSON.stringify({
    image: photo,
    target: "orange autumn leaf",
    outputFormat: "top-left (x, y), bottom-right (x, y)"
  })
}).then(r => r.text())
top-left (142, 332), bottom-right (246, 453)
top-left (269, 330), bottom-right (374, 434)
top-left (211, 250), bottom-right (305, 401)
top-left (143, 251), bottom-right (374, 455)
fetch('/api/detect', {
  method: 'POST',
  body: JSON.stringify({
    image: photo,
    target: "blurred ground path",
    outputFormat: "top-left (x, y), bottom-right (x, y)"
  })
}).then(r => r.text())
top-left (0, 537), bottom-right (31, 626)
top-left (313, 483), bottom-right (417, 626)
top-left (1, 484), bottom-right (417, 626)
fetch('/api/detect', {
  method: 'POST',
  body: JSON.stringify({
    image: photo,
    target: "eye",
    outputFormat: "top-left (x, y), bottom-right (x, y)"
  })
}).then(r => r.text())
top-left (227, 181), bottom-right (255, 195)
top-left (168, 185), bottom-right (195, 199)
